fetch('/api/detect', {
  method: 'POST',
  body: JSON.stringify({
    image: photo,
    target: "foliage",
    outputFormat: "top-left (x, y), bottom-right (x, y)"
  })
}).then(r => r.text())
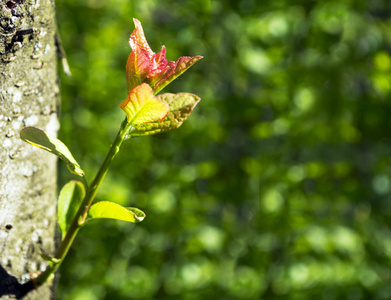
top-left (55, 0), bottom-right (391, 299)
top-left (20, 17), bottom-right (200, 291)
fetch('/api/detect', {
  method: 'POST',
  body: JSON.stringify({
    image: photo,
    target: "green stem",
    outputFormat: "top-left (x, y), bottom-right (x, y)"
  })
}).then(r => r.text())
top-left (32, 118), bottom-right (131, 288)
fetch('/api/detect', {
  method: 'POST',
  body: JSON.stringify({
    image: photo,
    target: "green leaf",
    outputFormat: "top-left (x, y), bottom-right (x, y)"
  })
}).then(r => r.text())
top-left (40, 253), bottom-right (60, 267)
top-left (20, 127), bottom-right (84, 176)
top-left (58, 181), bottom-right (85, 237)
top-left (128, 92), bottom-right (200, 137)
top-left (119, 83), bottom-right (169, 126)
top-left (87, 201), bottom-right (146, 223)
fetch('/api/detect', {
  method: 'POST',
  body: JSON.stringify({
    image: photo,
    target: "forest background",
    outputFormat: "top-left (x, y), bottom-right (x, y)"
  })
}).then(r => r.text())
top-left (55, 0), bottom-right (391, 299)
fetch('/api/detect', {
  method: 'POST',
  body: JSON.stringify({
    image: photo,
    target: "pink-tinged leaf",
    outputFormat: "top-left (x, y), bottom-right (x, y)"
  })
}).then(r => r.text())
top-left (151, 55), bottom-right (203, 94)
top-left (126, 18), bottom-right (155, 91)
top-left (154, 46), bottom-right (168, 69)
top-left (126, 47), bottom-right (152, 91)
top-left (129, 18), bottom-right (154, 56)
top-left (119, 83), bottom-right (169, 126)
top-left (127, 92), bottom-right (201, 137)
top-left (126, 19), bottom-right (203, 93)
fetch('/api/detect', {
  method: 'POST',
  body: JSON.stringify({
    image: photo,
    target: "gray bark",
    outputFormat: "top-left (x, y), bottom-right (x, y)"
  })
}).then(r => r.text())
top-left (0, 0), bottom-right (59, 299)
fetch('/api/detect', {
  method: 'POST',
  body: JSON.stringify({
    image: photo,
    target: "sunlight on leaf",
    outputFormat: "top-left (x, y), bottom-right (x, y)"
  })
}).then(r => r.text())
top-left (119, 83), bottom-right (169, 126)
top-left (129, 92), bottom-right (200, 137)
top-left (87, 201), bottom-right (145, 223)
top-left (126, 18), bottom-right (202, 94)
top-left (20, 127), bottom-right (84, 176)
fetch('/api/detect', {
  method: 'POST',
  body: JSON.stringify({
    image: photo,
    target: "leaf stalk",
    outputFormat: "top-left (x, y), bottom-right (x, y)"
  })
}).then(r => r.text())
top-left (31, 118), bottom-right (131, 288)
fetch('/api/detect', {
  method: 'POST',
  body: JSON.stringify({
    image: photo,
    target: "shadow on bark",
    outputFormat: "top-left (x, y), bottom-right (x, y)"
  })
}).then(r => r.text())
top-left (0, 264), bottom-right (34, 299)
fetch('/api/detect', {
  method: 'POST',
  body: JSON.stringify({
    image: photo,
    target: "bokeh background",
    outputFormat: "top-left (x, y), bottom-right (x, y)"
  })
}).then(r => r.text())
top-left (55, 0), bottom-right (391, 299)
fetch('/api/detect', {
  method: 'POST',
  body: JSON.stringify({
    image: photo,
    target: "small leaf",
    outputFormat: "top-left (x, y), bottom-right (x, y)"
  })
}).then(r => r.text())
top-left (20, 127), bottom-right (84, 176)
top-left (126, 44), bottom-right (152, 90)
top-left (119, 83), bottom-right (169, 126)
top-left (40, 253), bottom-right (60, 267)
top-left (151, 56), bottom-right (203, 94)
top-left (128, 92), bottom-right (200, 137)
top-left (126, 18), bottom-right (203, 94)
top-left (87, 201), bottom-right (145, 223)
top-left (58, 181), bottom-right (85, 237)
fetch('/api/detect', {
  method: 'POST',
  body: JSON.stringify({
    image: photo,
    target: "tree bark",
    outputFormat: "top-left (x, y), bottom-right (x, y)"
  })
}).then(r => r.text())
top-left (0, 0), bottom-right (59, 299)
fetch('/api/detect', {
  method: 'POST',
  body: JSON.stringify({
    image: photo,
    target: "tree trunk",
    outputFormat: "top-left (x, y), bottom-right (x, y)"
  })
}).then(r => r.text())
top-left (0, 0), bottom-right (59, 299)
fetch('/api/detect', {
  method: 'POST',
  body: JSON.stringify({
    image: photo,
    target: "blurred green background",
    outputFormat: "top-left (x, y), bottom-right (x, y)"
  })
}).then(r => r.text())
top-left (55, 0), bottom-right (391, 299)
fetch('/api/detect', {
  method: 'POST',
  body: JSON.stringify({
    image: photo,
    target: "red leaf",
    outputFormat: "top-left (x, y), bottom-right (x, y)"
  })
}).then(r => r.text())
top-left (126, 19), bottom-right (202, 94)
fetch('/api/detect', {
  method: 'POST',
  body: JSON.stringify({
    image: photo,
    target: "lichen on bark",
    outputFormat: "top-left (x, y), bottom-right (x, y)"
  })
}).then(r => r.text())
top-left (0, 0), bottom-right (59, 299)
